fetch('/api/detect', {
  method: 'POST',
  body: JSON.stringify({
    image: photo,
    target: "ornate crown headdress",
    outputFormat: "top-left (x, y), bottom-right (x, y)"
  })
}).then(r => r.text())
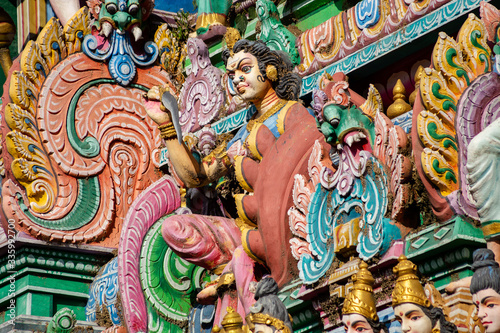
top-left (212, 307), bottom-right (246, 333)
top-left (392, 255), bottom-right (431, 308)
top-left (246, 312), bottom-right (291, 333)
top-left (342, 261), bottom-right (379, 322)
top-left (224, 27), bottom-right (242, 58)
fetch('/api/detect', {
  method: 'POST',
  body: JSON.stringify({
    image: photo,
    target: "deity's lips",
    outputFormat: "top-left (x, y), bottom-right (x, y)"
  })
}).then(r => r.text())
top-left (237, 83), bottom-right (249, 94)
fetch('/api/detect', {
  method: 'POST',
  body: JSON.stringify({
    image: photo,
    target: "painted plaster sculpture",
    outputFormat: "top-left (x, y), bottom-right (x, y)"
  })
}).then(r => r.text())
top-left (289, 74), bottom-right (406, 284)
top-left (463, 2), bottom-right (500, 257)
top-left (178, 37), bottom-right (226, 133)
top-left (0, 7), bottom-right (170, 246)
top-left (246, 277), bottom-right (294, 333)
top-left (392, 255), bottom-right (458, 333)
top-left (83, 0), bottom-right (157, 86)
top-left (256, 0), bottom-right (300, 66)
top-left (412, 13), bottom-right (491, 221)
top-left (470, 248), bottom-right (500, 333)
top-left (295, 0), bottom-right (452, 76)
top-left (143, 38), bottom-right (321, 323)
top-left (342, 262), bottom-right (385, 333)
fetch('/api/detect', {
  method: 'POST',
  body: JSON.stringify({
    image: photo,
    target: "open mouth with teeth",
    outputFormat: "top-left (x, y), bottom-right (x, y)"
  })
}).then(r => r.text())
top-left (338, 129), bottom-right (372, 162)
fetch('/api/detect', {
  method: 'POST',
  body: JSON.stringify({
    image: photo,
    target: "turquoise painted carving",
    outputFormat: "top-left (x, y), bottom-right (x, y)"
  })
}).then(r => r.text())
top-left (256, 0), bottom-right (300, 66)
top-left (290, 80), bottom-right (402, 284)
top-left (83, 0), bottom-right (158, 85)
top-left (139, 216), bottom-right (213, 332)
top-left (86, 257), bottom-right (122, 326)
top-left (47, 308), bottom-right (77, 333)
top-left (298, 154), bottom-right (399, 284)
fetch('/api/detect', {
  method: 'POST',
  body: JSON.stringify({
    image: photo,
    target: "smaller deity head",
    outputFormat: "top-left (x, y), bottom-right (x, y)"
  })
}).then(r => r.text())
top-left (392, 255), bottom-right (458, 333)
top-left (246, 277), bottom-right (293, 333)
top-left (88, 0), bottom-right (153, 37)
top-left (471, 248), bottom-right (500, 333)
top-left (342, 261), bottom-right (384, 333)
top-left (222, 39), bottom-right (301, 105)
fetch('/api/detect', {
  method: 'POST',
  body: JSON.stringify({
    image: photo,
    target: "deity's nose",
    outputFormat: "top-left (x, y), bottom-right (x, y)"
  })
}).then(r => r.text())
top-left (477, 306), bottom-right (486, 319)
top-left (114, 12), bottom-right (132, 30)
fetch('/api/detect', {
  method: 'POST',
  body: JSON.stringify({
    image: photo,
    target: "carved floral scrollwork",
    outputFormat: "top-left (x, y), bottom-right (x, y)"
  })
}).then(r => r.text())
top-left (1, 8), bottom-right (171, 244)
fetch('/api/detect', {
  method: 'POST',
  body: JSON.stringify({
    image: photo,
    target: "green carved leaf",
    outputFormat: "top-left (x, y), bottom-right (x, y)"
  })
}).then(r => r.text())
top-left (140, 215), bottom-right (211, 330)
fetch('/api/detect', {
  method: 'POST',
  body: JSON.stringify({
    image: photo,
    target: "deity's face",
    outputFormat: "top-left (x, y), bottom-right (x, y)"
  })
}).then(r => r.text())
top-left (473, 288), bottom-right (500, 333)
top-left (394, 303), bottom-right (434, 333)
top-left (226, 51), bottom-right (273, 104)
top-left (342, 313), bottom-right (375, 333)
top-left (254, 323), bottom-right (276, 333)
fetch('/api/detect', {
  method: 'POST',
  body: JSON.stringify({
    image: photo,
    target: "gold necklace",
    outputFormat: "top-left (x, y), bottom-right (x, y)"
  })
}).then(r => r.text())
top-left (246, 99), bottom-right (288, 131)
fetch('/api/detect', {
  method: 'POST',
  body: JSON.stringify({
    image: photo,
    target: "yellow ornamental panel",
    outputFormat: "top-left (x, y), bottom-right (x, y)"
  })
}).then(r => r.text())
top-left (20, 40), bottom-right (49, 90)
top-left (458, 14), bottom-right (491, 77)
top-left (64, 7), bottom-right (91, 55)
top-left (11, 158), bottom-right (56, 213)
top-left (4, 103), bottom-right (38, 140)
top-left (36, 17), bottom-right (67, 70)
top-left (421, 148), bottom-right (458, 196)
top-left (9, 71), bottom-right (38, 110)
top-left (417, 111), bottom-right (458, 164)
top-left (419, 67), bottom-right (456, 127)
top-left (433, 32), bottom-right (473, 96)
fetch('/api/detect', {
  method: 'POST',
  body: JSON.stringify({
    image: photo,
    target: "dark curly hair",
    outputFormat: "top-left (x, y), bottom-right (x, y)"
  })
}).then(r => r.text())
top-left (420, 305), bottom-right (458, 333)
top-left (365, 317), bottom-right (384, 333)
top-left (470, 248), bottom-right (500, 295)
top-left (249, 277), bottom-right (293, 332)
top-left (222, 39), bottom-right (302, 101)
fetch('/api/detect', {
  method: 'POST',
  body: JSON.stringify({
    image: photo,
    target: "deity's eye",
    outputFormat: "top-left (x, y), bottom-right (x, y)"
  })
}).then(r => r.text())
top-left (128, 3), bottom-right (139, 15)
top-left (228, 73), bottom-right (235, 80)
top-left (487, 303), bottom-right (496, 308)
top-left (106, 3), bottom-right (118, 14)
top-left (410, 315), bottom-right (421, 321)
top-left (241, 65), bottom-right (252, 74)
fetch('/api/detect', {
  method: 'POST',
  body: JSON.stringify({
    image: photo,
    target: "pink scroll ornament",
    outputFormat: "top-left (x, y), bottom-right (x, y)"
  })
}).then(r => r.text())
top-left (118, 176), bottom-right (181, 333)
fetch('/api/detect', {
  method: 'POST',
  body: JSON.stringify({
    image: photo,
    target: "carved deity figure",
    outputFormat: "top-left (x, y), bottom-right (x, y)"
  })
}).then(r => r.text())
top-left (143, 38), bottom-right (306, 322)
top-left (471, 248), bottom-right (500, 333)
top-left (392, 256), bottom-right (458, 333)
top-left (246, 277), bottom-right (293, 333)
top-left (342, 262), bottom-right (385, 333)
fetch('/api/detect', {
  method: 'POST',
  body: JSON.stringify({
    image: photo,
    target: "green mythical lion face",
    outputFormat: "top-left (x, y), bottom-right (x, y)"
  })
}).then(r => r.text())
top-left (99, 0), bottom-right (143, 33)
top-left (320, 102), bottom-right (375, 157)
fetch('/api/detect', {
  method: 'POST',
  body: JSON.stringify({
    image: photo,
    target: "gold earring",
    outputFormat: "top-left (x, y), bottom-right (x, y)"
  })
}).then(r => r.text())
top-left (266, 65), bottom-right (278, 82)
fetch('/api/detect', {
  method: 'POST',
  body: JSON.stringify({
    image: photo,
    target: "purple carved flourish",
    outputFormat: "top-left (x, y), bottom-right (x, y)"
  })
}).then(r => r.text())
top-left (451, 72), bottom-right (500, 217)
top-left (118, 176), bottom-right (181, 333)
top-left (178, 38), bottom-right (225, 133)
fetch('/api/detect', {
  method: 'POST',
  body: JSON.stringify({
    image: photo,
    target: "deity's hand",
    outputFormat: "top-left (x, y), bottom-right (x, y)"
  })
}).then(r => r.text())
top-left (142, 85), bottom-right (172, 125)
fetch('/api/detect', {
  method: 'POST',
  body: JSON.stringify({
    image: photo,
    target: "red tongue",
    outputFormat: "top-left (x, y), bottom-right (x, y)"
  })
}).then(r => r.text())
top-left (342, 132), bottom-right (372, 163)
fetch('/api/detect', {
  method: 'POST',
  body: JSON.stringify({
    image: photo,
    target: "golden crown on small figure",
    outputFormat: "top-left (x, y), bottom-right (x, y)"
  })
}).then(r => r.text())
top-left (342, 261), bottom-right (385, 333)
top-left (392, 255), bottom-right (458, 333)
